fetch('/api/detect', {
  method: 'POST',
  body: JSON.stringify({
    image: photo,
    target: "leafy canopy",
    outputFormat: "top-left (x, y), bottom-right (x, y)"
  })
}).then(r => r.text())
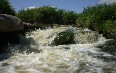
top-left (76, 3), bottom-right (116, 33)
top-left (0, 0), bottom-right (15, 15)
top-left (17, 6), bottom-right (78, 25)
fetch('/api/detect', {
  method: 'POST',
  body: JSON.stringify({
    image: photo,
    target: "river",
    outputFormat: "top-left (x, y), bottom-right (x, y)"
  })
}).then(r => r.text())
top-left (0, 26), bottom-right (116, 73)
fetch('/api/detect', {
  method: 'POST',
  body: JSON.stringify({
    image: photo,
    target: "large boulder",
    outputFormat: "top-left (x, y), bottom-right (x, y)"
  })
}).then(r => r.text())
top-left (53, 30), bottom-right (74, 45)
top-left (0, 14), bottom-right (24, 32)
top-left (0, 14), bottom-right (25, 52)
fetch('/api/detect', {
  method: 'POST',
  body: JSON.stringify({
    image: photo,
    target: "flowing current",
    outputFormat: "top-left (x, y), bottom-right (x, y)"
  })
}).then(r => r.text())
top-left (0, 26), bottom-right (116, 73)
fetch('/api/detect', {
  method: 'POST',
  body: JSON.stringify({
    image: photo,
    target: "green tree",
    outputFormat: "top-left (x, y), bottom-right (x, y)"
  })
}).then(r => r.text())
top-left (55, 9), bottom-right (64, 24)
top-left (17, 9), bottom-right (37, 24)
top-left (17, 6), bottom-right (78, 25)
top-left (0, 0), bottom-right (15, 15)
top-left (62, 11), bottom-right (77, 25)
top-left (76, 3), bottom-right (116, 32)
top-left (37, 6), bottom-right (58, 24)
top-left (17, 6), bottom-right (58, 24)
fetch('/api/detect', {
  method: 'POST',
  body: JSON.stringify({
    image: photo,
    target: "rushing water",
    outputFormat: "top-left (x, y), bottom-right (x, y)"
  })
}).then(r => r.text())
top-left (0, 26), bottom-right (116, 73)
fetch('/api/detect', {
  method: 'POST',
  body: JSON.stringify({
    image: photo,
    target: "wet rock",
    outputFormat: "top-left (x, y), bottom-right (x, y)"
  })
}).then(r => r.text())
top-left (0, 32), bottom-right (22, 53)
top-left (23, 22), bottom-right (35, 31)
top-left (0, 14), bottom-right (25, 53)
top-left (104, 33), bottom-right (116, 40)
top-left (0, 14), bottom-right (24, 32)
top-left (53, 30), bottom-right (74, 45)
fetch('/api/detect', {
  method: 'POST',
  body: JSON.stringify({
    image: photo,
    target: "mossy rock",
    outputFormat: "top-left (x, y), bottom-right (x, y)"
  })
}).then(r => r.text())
top-left (53, 30), bottom-right (74, 45)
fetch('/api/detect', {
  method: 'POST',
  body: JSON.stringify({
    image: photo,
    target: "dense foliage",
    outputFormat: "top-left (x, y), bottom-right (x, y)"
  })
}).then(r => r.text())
top-left (76, 3), bottom-right (116, 33)
top-left (0, 0), bottom-right (15, 15)
top-left (17, 6), bottom-right (77, 25)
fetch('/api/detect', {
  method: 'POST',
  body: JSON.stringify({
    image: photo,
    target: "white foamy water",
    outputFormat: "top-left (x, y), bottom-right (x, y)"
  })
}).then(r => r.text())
top-left (0, 26), bottom-right (116, 73)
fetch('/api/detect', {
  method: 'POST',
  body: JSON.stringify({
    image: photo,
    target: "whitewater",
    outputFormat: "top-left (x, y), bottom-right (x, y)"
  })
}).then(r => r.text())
top-left (0, 26), bottom-right (116, 73)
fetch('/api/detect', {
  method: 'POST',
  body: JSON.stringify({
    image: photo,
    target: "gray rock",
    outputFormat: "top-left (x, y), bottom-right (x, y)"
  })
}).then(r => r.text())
top-left (0, 14), bottom-right (24, 32)
top-left (0, 14), bottom-right (25, 52)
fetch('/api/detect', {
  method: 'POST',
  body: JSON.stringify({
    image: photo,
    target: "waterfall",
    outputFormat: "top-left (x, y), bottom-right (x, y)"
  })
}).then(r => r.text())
top-left (0, 26), bottom-right (115, 73)
top-left (74, 31), bottom-right (100, 44)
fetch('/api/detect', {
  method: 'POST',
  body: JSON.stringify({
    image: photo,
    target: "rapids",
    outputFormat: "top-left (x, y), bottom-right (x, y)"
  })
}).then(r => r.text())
top-left (0, 26), bottom-right (116, 73)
